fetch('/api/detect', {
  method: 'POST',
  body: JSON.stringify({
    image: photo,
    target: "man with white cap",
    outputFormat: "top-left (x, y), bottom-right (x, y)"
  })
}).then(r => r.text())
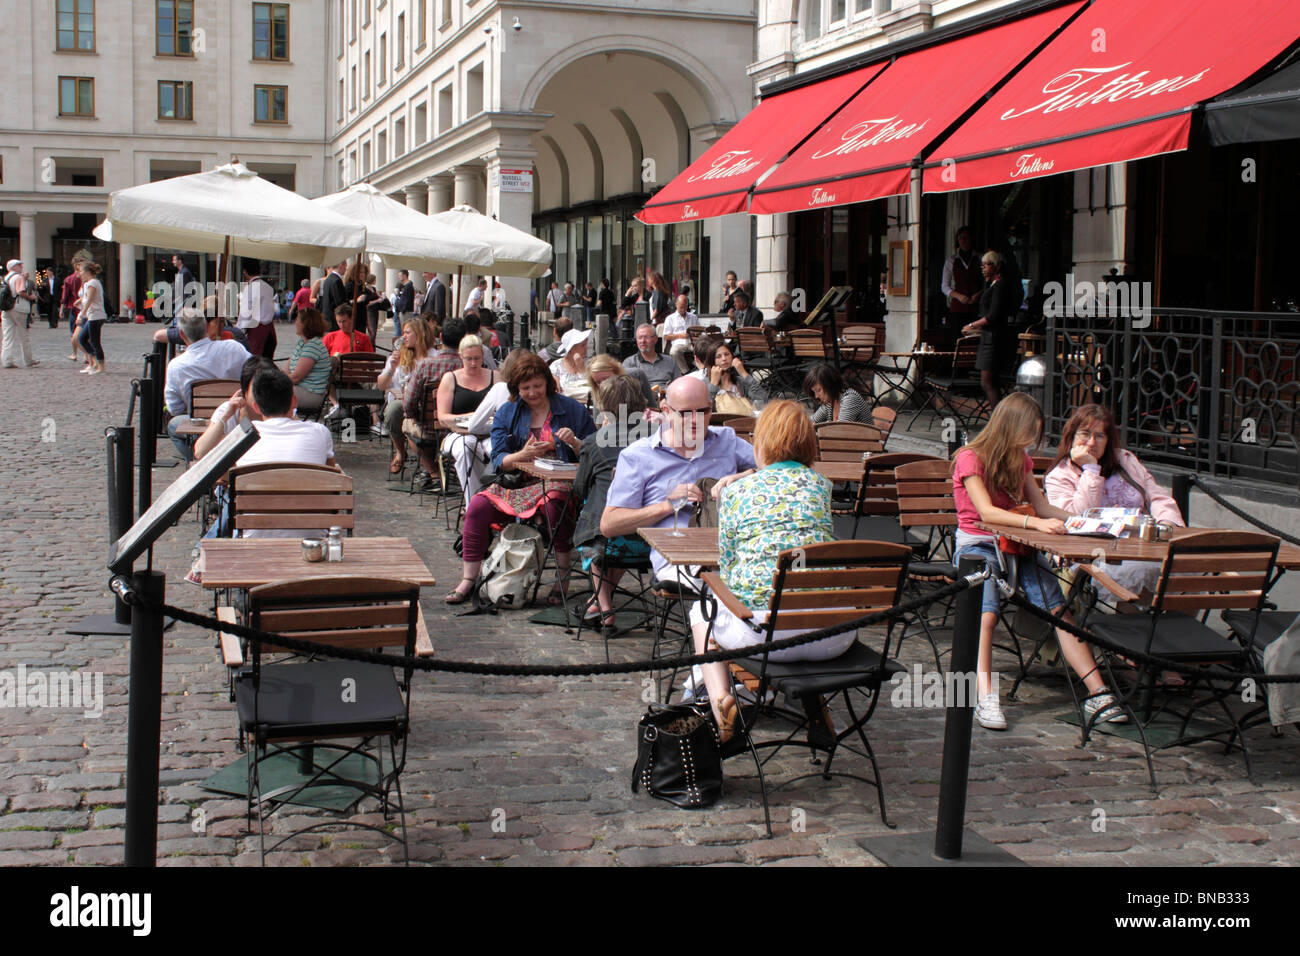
top-left (2, 260), bottom-right (40, 369)
top-left (549, 327), bottom-right (591, 394)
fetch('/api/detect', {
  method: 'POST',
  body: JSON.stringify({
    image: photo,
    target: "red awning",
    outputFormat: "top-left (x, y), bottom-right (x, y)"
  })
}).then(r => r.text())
top-left (751, 3), bottom-right (1083, 215)
top-left (924, 0), bottom-right (1300, 193)
top-left (635, 63), bottom-right (886, 225)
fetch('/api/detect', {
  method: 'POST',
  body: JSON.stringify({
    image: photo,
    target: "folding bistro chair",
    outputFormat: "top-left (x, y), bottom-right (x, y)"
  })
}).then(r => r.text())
top-left (871, 406), bottom-right (897, 444)
top-left (221, 576), bottom-right (424, 863)
top-left (839, 323), bottom-right (885, 398)
top-left (229, 465), bottom-right (355, 538)
top-left (571, 536), bottom-right (659, 662)
top-left (700, 541), bottom-right (911, 835)
top-left (403, 381), bottom-right (448, 500)
top-left (187, 378), bottom-right (240, 525)
top-left (767, 328), bottom-right (826, 397)
top-left (814, 421), bottom-right (885, 460)
top-left (919, 335), bottom-right (988, 431)
top-left (721, 415), bottom-right (756, 439)
top-left (1077, 530), bottom-right (1280, 788)
top-left (736, 326), bottom-right (780, 388)
top-left (334, 352), bottom-right (389, 439)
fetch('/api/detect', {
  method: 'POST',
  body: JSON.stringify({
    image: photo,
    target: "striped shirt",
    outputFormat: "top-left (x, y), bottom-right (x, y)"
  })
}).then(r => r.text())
top-left (811, 388), bottom-right (871, 425)
top-left (291, 337), bottom-right (332, 394)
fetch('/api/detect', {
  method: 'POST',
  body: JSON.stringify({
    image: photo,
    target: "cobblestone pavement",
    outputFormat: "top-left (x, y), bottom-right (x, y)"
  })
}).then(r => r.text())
top-left (2, 322), bottom-right (1299, 867)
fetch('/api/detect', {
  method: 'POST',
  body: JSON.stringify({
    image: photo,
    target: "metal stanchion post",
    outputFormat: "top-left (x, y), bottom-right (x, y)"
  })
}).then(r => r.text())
top-left (934, 555), bottom-right (983, 860)
top-left (137, 376), bottom-right (155, 518)
top-left (121, 570), bottom-right (165, 867)
top-left (151, 342), bottom-right (168, 438)
top-left (67, 427), bottom-right (138, 636)
top-left (1171, 473), bottom-right (1191, 525)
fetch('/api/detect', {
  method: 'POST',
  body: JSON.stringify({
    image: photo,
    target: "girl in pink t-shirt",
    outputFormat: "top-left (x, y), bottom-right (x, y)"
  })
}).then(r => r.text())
top-left (952, 392), bottom-right (1124, 731)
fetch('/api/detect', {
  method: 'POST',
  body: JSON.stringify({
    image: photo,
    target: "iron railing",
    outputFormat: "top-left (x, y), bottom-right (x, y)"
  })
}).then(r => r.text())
top-left (1044, 308), bottom-right (1300, 488)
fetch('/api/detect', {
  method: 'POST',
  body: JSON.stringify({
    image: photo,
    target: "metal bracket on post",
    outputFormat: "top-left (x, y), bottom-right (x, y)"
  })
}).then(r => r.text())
top-left (858, 559), bottom-right (1024, 867)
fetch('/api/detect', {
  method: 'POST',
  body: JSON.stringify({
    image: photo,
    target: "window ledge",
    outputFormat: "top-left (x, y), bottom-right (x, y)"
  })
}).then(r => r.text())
top-left (253, 120), bottom-right (291, 127)
top-left (155, 53), bottom-right (197, 60)
top-left (53, 48), bottom-right (97, 55)
top-left (251, 58), bottom-right (294, 65)
top-left (56, 114), bottom-right (98, 120)
top-left (158, 117), bottom-right (196, 122)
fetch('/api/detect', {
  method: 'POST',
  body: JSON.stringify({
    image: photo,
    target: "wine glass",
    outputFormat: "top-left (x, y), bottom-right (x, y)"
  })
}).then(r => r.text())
top-left (668, 496), bottom-right (690, 537)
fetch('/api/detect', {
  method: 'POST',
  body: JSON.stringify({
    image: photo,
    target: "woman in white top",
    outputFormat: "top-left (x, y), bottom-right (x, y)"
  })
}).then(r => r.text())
top-left (1, 259), bottom-right (39, 369)
top-left (549, 328), bottom-right (591, 396)
top-left (377, 316), bottom-right (434, 474)
top-left (76, 260), bottom-right (108, 374)
top-left (439, 335), bottom-right (498, 505)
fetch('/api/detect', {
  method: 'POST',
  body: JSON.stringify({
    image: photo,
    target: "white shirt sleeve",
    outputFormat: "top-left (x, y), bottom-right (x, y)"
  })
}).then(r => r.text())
top-left (941, 256), bottom-right (956, 298)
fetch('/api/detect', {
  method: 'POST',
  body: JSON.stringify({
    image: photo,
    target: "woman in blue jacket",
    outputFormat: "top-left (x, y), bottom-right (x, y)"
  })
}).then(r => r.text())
top-left (446, 352), bottom-right (596, 604)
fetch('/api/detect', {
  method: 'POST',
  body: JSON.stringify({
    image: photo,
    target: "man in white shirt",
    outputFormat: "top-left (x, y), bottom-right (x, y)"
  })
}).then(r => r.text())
top-left (237, 259), bottom-right (277, 358)
top-left (164, 312), bottom-right (252, 460)
top-left (465, 278), bottom-right (487, 315)
top-left (232, 367), bottom-right (337, 538)
top-left (661, 294), bottom-right (697, 373)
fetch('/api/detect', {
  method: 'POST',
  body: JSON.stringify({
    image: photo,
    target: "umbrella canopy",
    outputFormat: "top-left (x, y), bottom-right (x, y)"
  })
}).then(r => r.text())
top-left (310, 183), bottom-right (495, 273)
top-left (92, 162), bottom-right (366, 268)
top-left (426, 204), bottom-right (552, 278)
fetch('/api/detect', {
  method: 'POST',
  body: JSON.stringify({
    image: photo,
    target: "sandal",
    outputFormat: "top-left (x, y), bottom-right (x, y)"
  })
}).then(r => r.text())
top-left (546, 582), bottom-right (568, 607)
top-left (445, 578), bottom-right (476, 604)
top-left (715, 695), bottom-right (738, 744)
top-left (390, 452), bottom-right (405, 474)
top-left (184, 563), bottom-right (203, 586)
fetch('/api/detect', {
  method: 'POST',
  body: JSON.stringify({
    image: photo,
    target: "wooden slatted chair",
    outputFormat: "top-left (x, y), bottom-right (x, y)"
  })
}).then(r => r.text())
top-left (700, 541), bottom-right (911, 835)
top-left (334, 352), bottom-right (389, 435)
top-left (921, 335), bottom-right (988, 430)
top-left (871, 406), bottom-right (897, 443)
top-left (224, 576), bottom-right (422, 863)
top-left (840, 323), bottom-right (885, 395)
top-left (815, 421), bottom-right (885, 461)
top-left (1078, 531), bottom-right (1280, 788)
top-left (229, 466), bottom-right (355, 537)
top-left (721, 415), bottom-right (756, 439)
top-left (735, 326), bottom-right (779, 377)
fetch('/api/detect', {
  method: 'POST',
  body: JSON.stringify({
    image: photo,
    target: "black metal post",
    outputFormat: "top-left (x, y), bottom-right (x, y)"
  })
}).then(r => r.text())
top-left (137, 376), bottom-right (155, 517)
top-left (109, 427), bottom-right (135, 626)
top-left (122, 570), bottom-right (165, 867)
top-left (934, 556), bottom-right (983, 860)
top-left (150, 342), bottom-right (169, 438)
top-left (1171, 473), bottom-right (1191, 526)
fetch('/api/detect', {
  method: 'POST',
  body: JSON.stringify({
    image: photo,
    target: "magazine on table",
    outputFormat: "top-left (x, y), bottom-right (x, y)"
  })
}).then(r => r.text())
top-left (1064, 507), bottom-right (1142, 538)
top-left (532, 457), bottom-right (574, 471)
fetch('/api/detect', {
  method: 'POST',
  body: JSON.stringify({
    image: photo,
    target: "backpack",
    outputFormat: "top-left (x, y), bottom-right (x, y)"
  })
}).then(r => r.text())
top-left (0, 276), bottom-right (16, 312)
top-left (478, 523), bottom-right (544, 609)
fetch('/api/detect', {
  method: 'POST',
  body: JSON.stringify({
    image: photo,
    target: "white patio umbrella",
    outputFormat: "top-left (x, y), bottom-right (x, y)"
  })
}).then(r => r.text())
top-left (425, 203), bottom-right (553, 317)
top-left (93, 161), bottom-right (366, 269)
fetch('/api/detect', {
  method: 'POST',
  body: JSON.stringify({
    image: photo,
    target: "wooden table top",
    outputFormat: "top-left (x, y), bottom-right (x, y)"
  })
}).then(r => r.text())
top-left (977, 524), bottom-right (1300, 570)
top-left (813, 460), bottom-right (866, 483)
top-left (519, 461), bottom-right (578, 481)
top-left (199, 536), bottom-right (436, 590)
top-left (638, 526), bottom-right (720, 568)
top-left (174, 419), bottom-right (210, 437)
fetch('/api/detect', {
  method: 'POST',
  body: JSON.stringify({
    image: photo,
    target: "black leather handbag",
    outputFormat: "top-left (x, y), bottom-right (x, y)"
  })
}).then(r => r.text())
top-left (631, 704), bottom-right (723, 809)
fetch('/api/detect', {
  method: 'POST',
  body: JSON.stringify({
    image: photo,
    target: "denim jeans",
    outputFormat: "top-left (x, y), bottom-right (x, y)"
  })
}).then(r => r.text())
top-left (953, 534), bottom-right (1065, 617)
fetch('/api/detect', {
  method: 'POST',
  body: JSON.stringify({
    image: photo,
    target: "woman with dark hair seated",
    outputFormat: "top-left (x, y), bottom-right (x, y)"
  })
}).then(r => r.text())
top-left (445, 352), bottom-right (597, 605)
top-left (572, 374), bottom-right (653, 632)
top-left (283, 307), bottom-right (330, 414)
top-left (1045, 403), bottom-right (1185, 602)
top-left (703, 338), bottom-right (755, 412)
top-left (804, 363), bottom-right (871, 424)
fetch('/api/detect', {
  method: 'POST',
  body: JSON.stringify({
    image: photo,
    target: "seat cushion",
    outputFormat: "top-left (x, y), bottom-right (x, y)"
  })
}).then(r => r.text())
top-left (235, 660), bottom-right (406, 739)
top-left (1090, 613), bottom-right (1250, 664)
top-left (736, 640), bottom-right (905, 698)
top-left (1221, 609), bottom-right (1298, 651)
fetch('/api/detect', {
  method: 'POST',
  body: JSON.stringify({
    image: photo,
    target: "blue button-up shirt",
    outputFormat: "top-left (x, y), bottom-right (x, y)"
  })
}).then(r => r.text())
top-left (605, 425), bottom-right (755, 576)
top-left (163, 336), bottom-right (253, 415)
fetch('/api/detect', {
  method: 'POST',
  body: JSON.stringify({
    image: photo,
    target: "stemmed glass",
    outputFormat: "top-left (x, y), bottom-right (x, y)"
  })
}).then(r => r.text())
top-left (668, 496), bottom-right (690, 537)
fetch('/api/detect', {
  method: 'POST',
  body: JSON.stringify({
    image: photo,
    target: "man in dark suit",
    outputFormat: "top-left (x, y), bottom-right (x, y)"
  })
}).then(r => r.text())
top-left (764, 291), bottom-right (801, 332)
top-left (730, 289), bottom-right (764, 328)
top-left (394, 270), bottom-right (415, 316)
top-left (419, 271), bottom-right (447, 322)
top-left (318, 261), bottom-right (347, 333)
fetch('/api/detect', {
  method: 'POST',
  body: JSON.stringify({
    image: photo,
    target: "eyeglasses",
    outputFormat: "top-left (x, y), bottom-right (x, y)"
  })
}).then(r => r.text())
top-left (665, 404), bottom-right (711, 417)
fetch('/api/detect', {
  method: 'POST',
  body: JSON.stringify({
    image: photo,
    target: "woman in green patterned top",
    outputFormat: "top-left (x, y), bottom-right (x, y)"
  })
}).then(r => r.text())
top-left (690, 399), bottom-right (852, 741)
top-left (284, 307), bottom-right (331, 412)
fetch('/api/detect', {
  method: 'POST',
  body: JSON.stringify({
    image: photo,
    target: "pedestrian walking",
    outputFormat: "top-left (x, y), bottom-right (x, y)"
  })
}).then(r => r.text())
top-left (1, 260), bottom-right (40, 368)
top-left (76, 260), bottom-right (108, 374)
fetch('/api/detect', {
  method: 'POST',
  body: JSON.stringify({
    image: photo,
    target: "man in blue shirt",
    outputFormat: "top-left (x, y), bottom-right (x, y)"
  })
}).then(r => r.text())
top-left (601, 376), bottom-right (754, 582)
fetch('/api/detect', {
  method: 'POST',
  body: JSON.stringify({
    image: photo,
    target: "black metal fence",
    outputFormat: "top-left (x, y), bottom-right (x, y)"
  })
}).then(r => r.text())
top-left (1044, 308), bottom-right (1300, 488)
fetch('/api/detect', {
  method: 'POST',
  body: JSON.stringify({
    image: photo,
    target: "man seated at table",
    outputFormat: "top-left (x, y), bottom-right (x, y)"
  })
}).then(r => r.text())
top-left (537, 315), bottom-right (573, 364)
top-left (764, 291), bottom-right (801, 333)
top-left (164, 311), bottom-right (253, 462)
top-left (601, 376), bottom-right (754, 589)
top-left (622, 322), bottom-right (681, 392)
top-left (325, 303), bottom-right (375, 357)
top-left (661, 295), bottom-right (698, 374)
top-left (730, 289), bottom-right (764, 329)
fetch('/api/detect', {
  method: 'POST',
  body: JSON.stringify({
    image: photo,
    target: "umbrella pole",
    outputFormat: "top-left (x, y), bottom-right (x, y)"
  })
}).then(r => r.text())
top-left (218, 235), bottom-right (231, 324)
top-left (456, 267), bottom-right (462, 324)
top-left (352, 246), bottom-right (365, 337)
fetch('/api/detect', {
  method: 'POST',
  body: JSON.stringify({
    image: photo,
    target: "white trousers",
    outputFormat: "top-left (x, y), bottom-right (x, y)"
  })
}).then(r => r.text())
top-left (442, 432), bottom-right (491, 508)
top-left (1, 311), bottom-right (35, 367)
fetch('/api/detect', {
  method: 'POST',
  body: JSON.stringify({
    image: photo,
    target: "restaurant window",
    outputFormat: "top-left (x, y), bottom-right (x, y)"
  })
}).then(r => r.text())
top-left (158, 80), bottom-right (193, 120)
top-left (252, 3), bottom-right (289, 61)
top-left (57, 0), bottom-right (95, 52)
top-left (58, 76), bottom-right (94, 117)
top-left (395, 13), bottom-right (405, 68)
top-left (254, 84), bottom-right (287, 123)
top-left (156, 0), bottom-right (193, 56)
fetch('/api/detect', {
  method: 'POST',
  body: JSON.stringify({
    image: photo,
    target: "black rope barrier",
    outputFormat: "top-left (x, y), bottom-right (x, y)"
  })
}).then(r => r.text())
top-left (1003, 590), bottom-right (1300, 684)
top-left (112, 573), bottom-right (980, 678)
top-left (1184, 474), bottom-right (1300, 547)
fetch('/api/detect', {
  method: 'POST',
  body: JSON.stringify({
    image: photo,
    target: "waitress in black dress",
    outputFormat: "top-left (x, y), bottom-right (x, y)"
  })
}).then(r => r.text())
top-left (962, 250), bottom-right (1018, 411)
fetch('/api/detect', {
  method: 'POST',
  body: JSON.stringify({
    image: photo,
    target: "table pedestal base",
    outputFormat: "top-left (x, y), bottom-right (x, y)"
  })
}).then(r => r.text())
top-left (858, 829), bottom-right (1026, 867)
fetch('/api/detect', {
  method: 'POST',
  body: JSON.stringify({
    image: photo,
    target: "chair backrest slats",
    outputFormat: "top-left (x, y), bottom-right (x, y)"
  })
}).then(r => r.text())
top-left (336, 352), bottom-right (388, 388)
top-left (249, 577), bottom-right (420, 658)
top-left (722, 415), bottom-right (755, 437)
top-left (230, 465), bottom-right (354, 535)
top-left (189, 379), bottom-right (241, 419)
top-left (774, 587), bottom-right (903, 610)
top-left (816, 422), bottom-right (885, 461)
top-left (1151, 531), bottom-right (1278, 615)
top-left (765, 541), bottom-right (911, 637)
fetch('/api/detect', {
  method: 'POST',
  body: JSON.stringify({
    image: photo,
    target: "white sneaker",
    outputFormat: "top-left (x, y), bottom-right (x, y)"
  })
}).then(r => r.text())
top-left (78, 365), bottom-right (94, 374)
top-left (88, 366), bottom-right (103, 375)
top-left (324, 403), bottom-right (346, 421)
top-left (1083, 688), bottom-right (1129, 724)
top-left (975, 693), bottom-right (1008, 730)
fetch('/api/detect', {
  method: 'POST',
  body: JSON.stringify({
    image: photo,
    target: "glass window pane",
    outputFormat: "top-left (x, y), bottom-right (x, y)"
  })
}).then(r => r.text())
top-left (79, 0), bottom-right (93, 13)
top-left (60, 79), bottom-right (74, 114)
top-left (255, 88), bottom-right (267, 121)
top-left (58, 29), bottom-right (73, 49)
top-left (78, 80), bottom-right (92, 115)
top-left (832, 0), bottom-right (846, 21)
top-left (179, 84), bottom-right (190, 118)
top-left (58, 0), bottom-right (72, 13)
top-left (59, 10), bottom-right (74, 30)
top-left (805, 0), bottom-right (821, 39)
top-left (273, 88), bottom-right (285, 119)
top-left (159, 34), bottom-right (173, 55)
top-left (160, 85), bottom-right (173, 118)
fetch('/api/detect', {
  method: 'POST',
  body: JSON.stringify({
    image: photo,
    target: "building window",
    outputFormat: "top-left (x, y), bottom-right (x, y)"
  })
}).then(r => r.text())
top-left (338, 78), bottom-right (344, 121)
top-left (414, 103), bottom-right (427, 146)
top-left (804, 0), bottom-right (822, 40)
top-left (378, 32), bottom-right (386, 81)
top-left (362, 0), bottom-right (370, 27)
top-left (156, 0), bottom-right (192, 56)
top-left (350, 0), bottom-right (356, 40)
top-left (415, 0), bottom-right (426, 49)
top-left (158, 80), bottom-right (193, 120)
top-left (440, 0), bottom-right (450, 28)
top-left (337, 0), bottom-right (344, 55)
top-left (376, 129), bottom-right (386, 165)
top-left (363, 51), bottom-right (370, 99)
top-left (466, 63), bottom-right (483, 118)
top-left (57, 0), bottom-right (95, 52)
top-left (349, 65), bottom-right (356, 110)
top-left (437, 85), bottom-right (451, 134)
top-left (337, 158), bottom-right (344, 188)
top-left (253, 3), bottom-right (289, 60)
top-left (254, 84), bottom-right (287, 123)
top-left (362, 142), bottom-right (371, 176)
top-left (394, 117), bottom-right (405, 157)
top-left (58, 76), bottom-right (95, 116)
top-left (831, 0), bottom-right (847, 24)
top-left (395, 13), bottom-right (405, 68)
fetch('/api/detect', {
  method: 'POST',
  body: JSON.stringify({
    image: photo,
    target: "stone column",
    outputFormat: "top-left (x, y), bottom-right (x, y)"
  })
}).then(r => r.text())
top-left (428, 175), bottom-right (453, 215)
top-left (18, 213), bottom-right (36, 278)
top-left (485, 152), bottom-right (536, 329)
top-left (453, 166), bottom-right (481, 212)
top-left (404, 180), bottom-right (428, 214)
top-left (118, 243), bottom-right (136, 315)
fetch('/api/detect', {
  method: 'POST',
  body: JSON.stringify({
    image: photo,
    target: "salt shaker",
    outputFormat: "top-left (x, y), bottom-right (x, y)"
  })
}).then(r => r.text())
top-left (327, 526), bottom-right (344, 562)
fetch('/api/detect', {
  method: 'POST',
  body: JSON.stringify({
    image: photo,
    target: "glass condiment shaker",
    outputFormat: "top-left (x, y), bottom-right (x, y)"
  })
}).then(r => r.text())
top-left (327, 526), bottom-right (344, 562)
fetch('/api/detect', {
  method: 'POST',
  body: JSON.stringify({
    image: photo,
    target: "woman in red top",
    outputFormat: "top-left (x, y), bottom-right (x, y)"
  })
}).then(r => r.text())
top-left (951, 392), bottom-right (1123, 731)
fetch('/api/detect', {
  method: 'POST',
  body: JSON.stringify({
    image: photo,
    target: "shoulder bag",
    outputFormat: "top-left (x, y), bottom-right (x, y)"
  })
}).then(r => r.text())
top-left (631, 704), bottom-right (723, 809)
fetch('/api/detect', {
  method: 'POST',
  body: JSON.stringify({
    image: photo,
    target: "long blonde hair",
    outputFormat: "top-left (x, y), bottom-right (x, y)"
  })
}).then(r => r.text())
top-left (585, 353), bottom-right (625, 394)
top-left (959, 392), bottom-right (1043, 501)
top-left (399, 318), bottom-right (435, 372)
